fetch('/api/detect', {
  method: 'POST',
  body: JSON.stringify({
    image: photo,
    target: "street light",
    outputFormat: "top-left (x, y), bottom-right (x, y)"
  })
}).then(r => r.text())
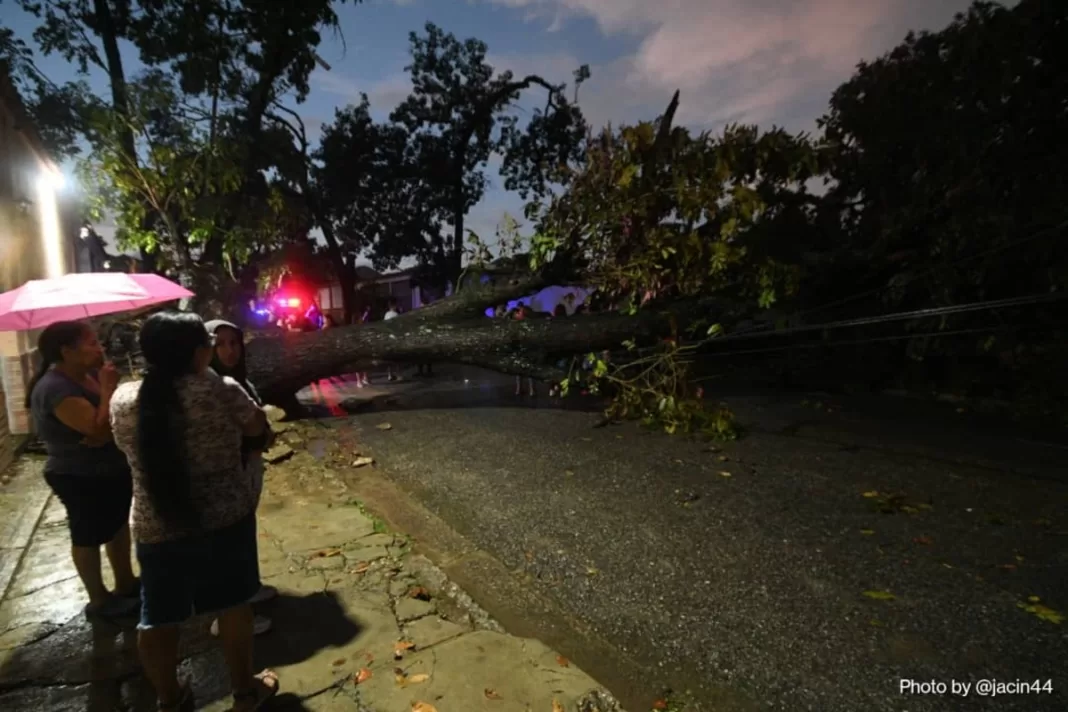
top-left (36, 168), bottom-right (67, 279)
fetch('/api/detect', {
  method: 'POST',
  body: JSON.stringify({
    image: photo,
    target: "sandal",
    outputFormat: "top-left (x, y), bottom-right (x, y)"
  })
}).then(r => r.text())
top-left (158, 680), bottom-right (194, 711)
top-left (230, 669), bottom-right (279, 712)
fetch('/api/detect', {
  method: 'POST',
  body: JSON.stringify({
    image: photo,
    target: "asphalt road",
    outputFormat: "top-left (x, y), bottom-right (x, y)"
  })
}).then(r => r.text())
top-left (324, 368), bottom-right (1068, 712)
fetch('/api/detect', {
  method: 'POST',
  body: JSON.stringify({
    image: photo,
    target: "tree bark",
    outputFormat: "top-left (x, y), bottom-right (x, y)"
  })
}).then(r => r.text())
top-left (247, 303), bottom-right (695, 406)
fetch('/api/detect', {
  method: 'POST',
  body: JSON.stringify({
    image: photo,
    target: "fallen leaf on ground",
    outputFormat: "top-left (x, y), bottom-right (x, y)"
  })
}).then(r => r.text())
top-left (352, 456), bottom-right (374, 468)
top-left (408, 673), bottom-right (430, 683)
top-left (407, 586), bottom-right (431, 600)
top-left (355, 668), bottom-right (372, 684)
top-left (484, 688), bottom-right (502, 700)
top-left (556, 654), bottom-right (569, 667)
top-left (350, 562), bottom-right (371, 574)
top-left (652, 700), bottom-right (668, 710)
top-left (862, 589), bottom-right (896, 601)
top-left (862, 491), bottom-right (879, 498)
top-left (564, 469), bottom-right (575, 477)
top-left (376, 422), bottom-right (393, 431)
top-left (394, 640), bottom-right (415, 653)
top-left (718, 470), bottom-right (732, 478)
top-left (1017, 600), bottom-right (1064, 624)
top-left (1015, 554), bottom-right (1025, 562)
top-left (585, 567), bottom-right (599, 576)
top-left (717, 455), bottom-right (729, 462)
top-left (412, 703), bottom-right (438, 712)
top-left (312, 548), bottom-right (342, 559)
top-left (552, 699), bottom-right (565, 712)
top-left (331, 657), bottom-right (347, 666)
top-left (912, 536), bottom-right (933, 545)
top-left (859, 529), bottom-right (875, 535)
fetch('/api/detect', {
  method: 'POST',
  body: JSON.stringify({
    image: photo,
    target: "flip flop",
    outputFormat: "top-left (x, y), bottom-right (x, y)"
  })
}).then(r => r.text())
top-left (84, 594), bottom-right (140, 620)
top-left (230, 669), bottom-right (279, 712)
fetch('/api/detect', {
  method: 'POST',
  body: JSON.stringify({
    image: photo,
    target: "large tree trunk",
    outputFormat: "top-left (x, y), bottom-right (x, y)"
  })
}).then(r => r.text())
top-left (246, 305), bottom-right (685, 406)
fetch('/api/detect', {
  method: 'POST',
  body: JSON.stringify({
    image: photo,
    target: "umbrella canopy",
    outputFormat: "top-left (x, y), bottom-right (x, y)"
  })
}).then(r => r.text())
top-left (0, 272), bottom-right (193, 332)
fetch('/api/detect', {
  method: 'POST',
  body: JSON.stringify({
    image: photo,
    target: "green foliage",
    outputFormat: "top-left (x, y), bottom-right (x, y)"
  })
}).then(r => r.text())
top-left (385, 22), bottom-right (589, 278)
top-left (8, 0), bottom-right (350, 280)
top-left (538, 115), bottom-right (819, 313)
top-left (820, 0), bottom-right (1068, 312)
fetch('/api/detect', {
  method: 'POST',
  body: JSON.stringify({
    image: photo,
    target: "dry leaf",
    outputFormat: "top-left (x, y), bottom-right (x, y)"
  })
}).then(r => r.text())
top-left (718, 470), bottom-right (732, 478)
top-left (409, 673), bottom-right (430, 683)
top-left (859, 529), bottom-right (875, 535)
top-left (862, 490), bottom-right (879, 498)
top-left (1017, 601), bottom-right (1064, 624)
top-left (355, 668), bottom-right (372, 684)
top-left (556, 654), bottom-right (570, 667)
top-left (395, 672), bottom-right (408, 686)
top-left (585, 567), bottom-right (599, 576)
top-left (412, 703), bottom-right (438, 712)
top-left (394, 640), bottom-right (416, 653)
top-left (350, 562), bottom-right (371, 574)
top-left (331, 657), bottom-right (347, 666)
top-left (353, 456), bottom-right (374, 468)
top-left (862, 589), bottom-right (896, 601)
top-left (407, 586), bottom-right (431, 601)
top-left (552, 699), bottom-right (565, 712)
top-left (484, 688), bottom-right (502, 700)
top-left (564, 469), bottom-right (575, 477)
top-left (717, 455), bottom-right (729, 462)
top-left (311, 548), bottom-right (342, 559)
top-left (376, 422), bottom-right (393, 431)
top-left (652, 700), bottom-right (668, 710)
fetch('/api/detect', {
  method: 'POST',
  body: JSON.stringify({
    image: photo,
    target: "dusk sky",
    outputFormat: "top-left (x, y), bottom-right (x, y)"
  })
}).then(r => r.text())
top-left (7, 0), bottom-right (978, 262)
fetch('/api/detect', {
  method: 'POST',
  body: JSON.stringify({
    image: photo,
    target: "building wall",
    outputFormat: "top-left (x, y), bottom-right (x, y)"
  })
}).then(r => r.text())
top-left (0, 73), bottom-right (76, 472)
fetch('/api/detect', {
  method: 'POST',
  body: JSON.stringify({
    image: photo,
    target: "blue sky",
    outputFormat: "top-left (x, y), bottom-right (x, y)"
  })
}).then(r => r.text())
top-left (7, 0), bottom-right (978, 261)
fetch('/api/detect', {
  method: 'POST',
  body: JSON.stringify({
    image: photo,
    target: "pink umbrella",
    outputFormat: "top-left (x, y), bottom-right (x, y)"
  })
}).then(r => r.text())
top-left (0, 272), bottom-right (193, 331)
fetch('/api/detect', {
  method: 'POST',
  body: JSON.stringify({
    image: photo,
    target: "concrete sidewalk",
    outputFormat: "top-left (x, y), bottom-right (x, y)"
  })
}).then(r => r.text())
top-left (0, 448), bottom-right (620, 711)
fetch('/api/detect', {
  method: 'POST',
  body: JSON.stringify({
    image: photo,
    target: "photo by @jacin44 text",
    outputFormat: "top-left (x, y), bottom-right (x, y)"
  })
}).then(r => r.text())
top-left (899, 679), bottom-right (1054, 698)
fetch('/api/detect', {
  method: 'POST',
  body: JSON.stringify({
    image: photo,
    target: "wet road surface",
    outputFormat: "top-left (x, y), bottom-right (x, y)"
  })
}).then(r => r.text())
top-left (319, 366), bottom-right (1068, 712)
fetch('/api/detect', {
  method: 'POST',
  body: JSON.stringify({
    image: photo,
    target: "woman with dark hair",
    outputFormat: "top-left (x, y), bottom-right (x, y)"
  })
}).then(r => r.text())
top-left (109, 311), bottom-right (278, 712)
top-left (27, 320), bottom-right (139, 619)
top-left (205, 319), bottom-right (277, 637)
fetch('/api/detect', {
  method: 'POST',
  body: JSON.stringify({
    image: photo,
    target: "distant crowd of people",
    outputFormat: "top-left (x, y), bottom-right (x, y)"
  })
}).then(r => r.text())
top-left (28, 313), bottom-right (281, 711)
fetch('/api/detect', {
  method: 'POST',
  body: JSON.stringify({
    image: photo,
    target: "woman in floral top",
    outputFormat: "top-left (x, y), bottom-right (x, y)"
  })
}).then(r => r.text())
top-left (109, 311), bottom-right (279, 712)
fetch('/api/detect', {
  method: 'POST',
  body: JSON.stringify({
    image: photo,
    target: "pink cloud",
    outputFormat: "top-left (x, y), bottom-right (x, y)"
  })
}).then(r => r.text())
top-left (487, 0), bottom-right (976, 131)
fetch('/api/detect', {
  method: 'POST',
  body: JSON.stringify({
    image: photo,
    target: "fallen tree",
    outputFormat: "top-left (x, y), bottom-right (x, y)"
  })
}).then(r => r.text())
top-left (245, 274), bottom-right (716, 407)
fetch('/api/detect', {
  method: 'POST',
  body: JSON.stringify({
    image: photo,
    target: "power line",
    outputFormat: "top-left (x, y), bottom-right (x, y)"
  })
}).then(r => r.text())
top-left (703, 292), bottom-right (1067, 347)
top-left (729, 217), bottom-right (1068, 337)
top-left (697, 322), bottom-right (1067, 359)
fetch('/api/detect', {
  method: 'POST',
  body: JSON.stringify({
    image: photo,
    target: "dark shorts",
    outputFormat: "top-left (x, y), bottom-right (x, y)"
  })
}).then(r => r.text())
top-left (135, 512), bottom-right (260, 629)
top-left (44, 471), bottom-right (132, 547)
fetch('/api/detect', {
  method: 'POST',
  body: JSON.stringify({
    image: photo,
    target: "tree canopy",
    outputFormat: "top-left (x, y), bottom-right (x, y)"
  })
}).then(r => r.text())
top-left (3, 0), bottom-right (1065, 427)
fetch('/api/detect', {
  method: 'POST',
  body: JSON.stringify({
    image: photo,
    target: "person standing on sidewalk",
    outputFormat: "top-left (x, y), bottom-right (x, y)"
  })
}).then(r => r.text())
top-left (27, 321), bottom-right (140, 619)
top-left (109, 311), bottom-right (279, 712)
top-left (383, 298), bottom-right (400, 382)
top-left (205, 320), bottom-right (278, 637)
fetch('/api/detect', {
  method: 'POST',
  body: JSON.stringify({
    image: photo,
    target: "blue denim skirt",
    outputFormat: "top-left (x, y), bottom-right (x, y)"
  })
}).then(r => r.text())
top-left (135, 512), bottom-right (260, 629)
